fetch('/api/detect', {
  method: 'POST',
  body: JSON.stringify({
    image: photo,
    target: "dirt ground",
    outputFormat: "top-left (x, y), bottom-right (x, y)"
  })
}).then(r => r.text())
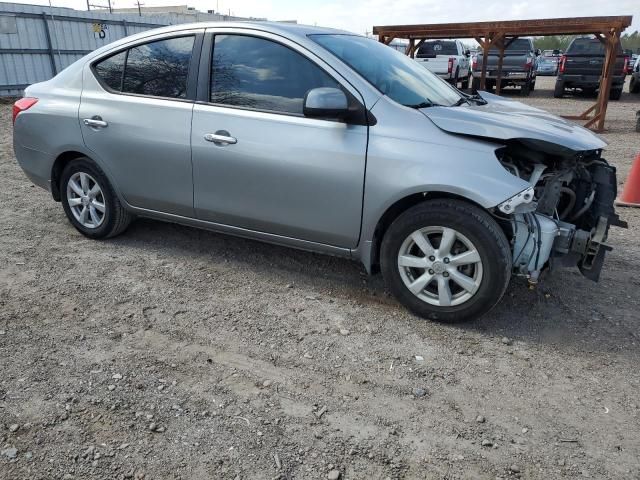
top-left (1, 76), bottom-right (640, 480)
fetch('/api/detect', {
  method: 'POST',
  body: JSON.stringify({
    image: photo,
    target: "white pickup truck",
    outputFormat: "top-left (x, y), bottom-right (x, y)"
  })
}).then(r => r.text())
top-left (414, 40), bottom-right (471, 88)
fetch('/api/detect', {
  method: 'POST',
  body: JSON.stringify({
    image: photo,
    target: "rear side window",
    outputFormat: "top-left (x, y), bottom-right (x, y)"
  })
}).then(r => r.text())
top-left (93, 35), bottom-right (195, 99)
top-left (417, 41), bottom-right (457, 57)
top-left (210, 35), bottom-right (340, 115)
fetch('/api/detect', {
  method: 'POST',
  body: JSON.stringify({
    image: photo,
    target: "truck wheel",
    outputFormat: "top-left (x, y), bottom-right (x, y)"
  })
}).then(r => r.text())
top-left (553, 80), bottom-right (565, 98)
top-left (609, 87), bottom-right (622, 101)
top-left (471, 77), bottom-right (481, 93)
top-left (630, 77), bottom-right (640, 94)
top-left (380, 199), bottom-right (512, 323)
top-left (521, 80), bottom-right (531, 96)
top-left (461, 72), bottom-right (470, 90)
top-left (454, 67), bottom-right (460, 87)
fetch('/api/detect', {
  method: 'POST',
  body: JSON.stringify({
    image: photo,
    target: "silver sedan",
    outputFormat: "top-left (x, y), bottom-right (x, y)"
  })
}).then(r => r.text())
top-left (12, 22), bottom-right (625, 322)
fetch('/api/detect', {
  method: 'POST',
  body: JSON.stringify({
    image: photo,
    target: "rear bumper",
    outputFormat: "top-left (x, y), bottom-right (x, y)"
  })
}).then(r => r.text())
top-left (558, 74), bottom-right (625, 88)
top-left (473, 71), bottom-right (530, 81)
top-left (13, 141), bottom-right (54, 192)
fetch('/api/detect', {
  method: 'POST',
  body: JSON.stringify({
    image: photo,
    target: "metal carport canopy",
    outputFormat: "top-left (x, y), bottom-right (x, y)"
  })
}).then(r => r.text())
top-left (373, 16), bottom-right (633, 132)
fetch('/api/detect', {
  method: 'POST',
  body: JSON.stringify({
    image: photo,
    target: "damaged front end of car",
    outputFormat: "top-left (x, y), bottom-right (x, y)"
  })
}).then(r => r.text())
top-left (495, 140), bottom-right (627, 283)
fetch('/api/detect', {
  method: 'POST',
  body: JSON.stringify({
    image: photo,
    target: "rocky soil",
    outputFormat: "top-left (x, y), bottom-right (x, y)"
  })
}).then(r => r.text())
top-left (1, 77), bottom-right (639, 479)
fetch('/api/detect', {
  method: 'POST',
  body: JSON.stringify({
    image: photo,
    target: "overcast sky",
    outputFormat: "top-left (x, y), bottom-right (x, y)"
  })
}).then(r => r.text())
top-left (9, 0), bottom-right (640, 34)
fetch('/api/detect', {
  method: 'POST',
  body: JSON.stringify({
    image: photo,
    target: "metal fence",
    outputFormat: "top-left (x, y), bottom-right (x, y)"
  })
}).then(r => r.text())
top-left (0, 2), bottom-right (250, 96)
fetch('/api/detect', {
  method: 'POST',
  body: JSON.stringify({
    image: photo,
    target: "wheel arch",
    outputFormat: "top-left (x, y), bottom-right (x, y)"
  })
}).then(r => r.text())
top-left (51, 151), bottom-right (86, 201)
top-left (366, 191), bottom-right (492, 274)
top-left (50, 150), bottom-right (123, 204)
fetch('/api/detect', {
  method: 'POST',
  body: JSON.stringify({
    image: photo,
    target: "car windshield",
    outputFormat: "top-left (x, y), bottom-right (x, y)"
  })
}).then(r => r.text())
top-left (310, 34), bottom-right (464, 108)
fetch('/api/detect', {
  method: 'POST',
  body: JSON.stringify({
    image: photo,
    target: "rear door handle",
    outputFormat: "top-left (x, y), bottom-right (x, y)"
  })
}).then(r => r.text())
top-left (204, 131), bottom-right (237, 146)
top-left (83, 118), bottom-right (108, 128)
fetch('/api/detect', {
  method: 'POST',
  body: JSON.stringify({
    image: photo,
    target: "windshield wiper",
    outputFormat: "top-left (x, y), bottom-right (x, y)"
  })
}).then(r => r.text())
top-left (406, 101), bottom-right (443, 109)
top-left (464, 93), bottom-right (488, 105)
top-left (452, 97), bottom-right (469, 106)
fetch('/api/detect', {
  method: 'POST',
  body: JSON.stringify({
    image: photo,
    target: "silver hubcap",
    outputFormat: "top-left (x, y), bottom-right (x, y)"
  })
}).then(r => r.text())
top-left (397, 226), bottom-right (483, 307)
top-left (66, 172), bottom-right (106, 229)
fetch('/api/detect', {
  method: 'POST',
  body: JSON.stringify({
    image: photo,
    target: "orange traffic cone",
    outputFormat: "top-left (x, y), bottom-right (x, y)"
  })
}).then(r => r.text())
top-left (616, 153), bottom-right (640, 208)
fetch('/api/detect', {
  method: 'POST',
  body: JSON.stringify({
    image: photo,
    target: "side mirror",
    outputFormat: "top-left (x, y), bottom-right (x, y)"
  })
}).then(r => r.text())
top-left (303, 87), bottom-right (349, 119)
top-left (464, 49), bottom-right (471, 57)
top-left (535, 49), bottom-right (541, 56)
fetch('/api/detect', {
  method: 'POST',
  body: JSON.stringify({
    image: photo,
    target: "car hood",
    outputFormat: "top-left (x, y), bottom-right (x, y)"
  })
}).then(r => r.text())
top-left (419, 91), bottom-right (607, 152)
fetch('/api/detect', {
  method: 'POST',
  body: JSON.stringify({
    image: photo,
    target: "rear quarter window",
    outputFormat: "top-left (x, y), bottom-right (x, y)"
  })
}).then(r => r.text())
top-left (93, 51), bottom-right (126, 91)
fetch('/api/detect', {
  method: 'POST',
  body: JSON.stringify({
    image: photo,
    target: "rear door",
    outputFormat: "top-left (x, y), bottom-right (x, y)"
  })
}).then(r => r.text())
top-left (80, 31), bottom-right (203, 217)
top-left (190, 31), bottom-right (368, 248)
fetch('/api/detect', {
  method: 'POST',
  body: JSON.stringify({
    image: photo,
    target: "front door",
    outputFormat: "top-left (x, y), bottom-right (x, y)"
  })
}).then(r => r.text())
top-left (190, 33), bottom-right (367, 248)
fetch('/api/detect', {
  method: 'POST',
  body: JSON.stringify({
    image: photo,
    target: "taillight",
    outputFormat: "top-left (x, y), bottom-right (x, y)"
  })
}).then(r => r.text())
top-left (524, 57), bottom-right (533, 70)
top-left (12, 97), bottom-right (38, 125)
top-left (623, 56), bottom-right (629, 72)
top-left (472, 57), bottom-right (477, 70)
top-left (559, 55), bottom-right (567, 74)
top-left (448, 57), bottom-right (454, 74)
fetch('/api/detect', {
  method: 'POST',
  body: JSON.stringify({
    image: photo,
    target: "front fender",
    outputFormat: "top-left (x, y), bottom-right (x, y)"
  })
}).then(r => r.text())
top-left (355, 97), bottom-right (530, 271)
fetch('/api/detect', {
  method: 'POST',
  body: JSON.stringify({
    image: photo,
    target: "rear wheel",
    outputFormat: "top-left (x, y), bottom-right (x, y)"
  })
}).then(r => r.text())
top-left (60, 158), bottom-right (133, 239)
top-left (609, 87), bottom-right (622, 100)
top-left (553, 80), bottom-right (565, 98)
top-left (521, 80), bottom-right (531, 96)
top-left (461, 71), bottom-right (470, 89)
top-left (630, 76), bottom-right (640, 94)
top-left (380, 199), bottom-right (512, 323)
top-left (471, 76), bottom-right (481, 93)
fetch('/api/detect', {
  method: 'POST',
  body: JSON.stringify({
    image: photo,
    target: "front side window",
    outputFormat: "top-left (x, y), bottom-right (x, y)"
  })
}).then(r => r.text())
top-left (310, 34), bottom-right (463, 108)
top-left (93, 35), bottom-right (195, 99)
top-left (210, 35), bottom-right (340, 115)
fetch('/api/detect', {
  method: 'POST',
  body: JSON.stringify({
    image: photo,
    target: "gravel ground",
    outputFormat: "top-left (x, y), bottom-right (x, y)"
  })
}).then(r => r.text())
top-left (1, 76), bottom-right (640, 480)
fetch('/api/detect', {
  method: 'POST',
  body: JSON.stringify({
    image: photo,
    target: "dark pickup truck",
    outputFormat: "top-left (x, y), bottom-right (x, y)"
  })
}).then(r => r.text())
top-left (554, 37), bottom-right (627, 100)
top-left (471, 38), bottom-right (538, 95)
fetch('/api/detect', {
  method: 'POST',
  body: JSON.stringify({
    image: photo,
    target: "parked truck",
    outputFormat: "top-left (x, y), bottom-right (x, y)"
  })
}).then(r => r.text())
top-left (554, 37), bottom-right (627, 100)
top-left (471, 38), bottom-right (538, 96)
top-left (414, 40), bottom-right (471, 88)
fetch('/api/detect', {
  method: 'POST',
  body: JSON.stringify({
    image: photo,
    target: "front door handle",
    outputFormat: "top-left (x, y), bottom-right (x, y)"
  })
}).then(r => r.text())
top-left (204, 130), bottom-right (237, 146)
top-left (83, 117), bottom-right (108, 128)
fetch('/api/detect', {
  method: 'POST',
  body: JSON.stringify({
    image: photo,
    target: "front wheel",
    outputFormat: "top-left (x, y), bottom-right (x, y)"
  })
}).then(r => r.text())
top-left (380, 199), bottom-right (512, 323)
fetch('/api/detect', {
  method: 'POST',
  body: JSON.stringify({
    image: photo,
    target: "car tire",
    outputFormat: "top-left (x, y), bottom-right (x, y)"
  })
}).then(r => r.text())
top-left (553, 80), bottom-right (565, 98)
top-left (609, 87), bottom-right (622, 101)
top-left (60, 157), bottom-right (133, 239)
top-left (521, 80), bottom-right (531, 96)
top-left (630, 77), bottom-right (640, 94)
top-left (380, 199), bottom-right (512, 323)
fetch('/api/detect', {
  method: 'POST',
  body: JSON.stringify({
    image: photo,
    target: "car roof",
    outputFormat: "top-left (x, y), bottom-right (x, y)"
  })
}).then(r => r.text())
top-left (137, 21), bottom-right (355, 39)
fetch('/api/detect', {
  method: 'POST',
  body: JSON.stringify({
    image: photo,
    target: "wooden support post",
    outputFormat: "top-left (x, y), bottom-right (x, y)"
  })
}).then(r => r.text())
top-left (494, 35), bottom-right (506, 95)
top-left (406, 38), bottom-right (415, 57)
top-left (479, 35), bottom-right (492, 91)
top-left (584, 30), bottom-right (619, 131)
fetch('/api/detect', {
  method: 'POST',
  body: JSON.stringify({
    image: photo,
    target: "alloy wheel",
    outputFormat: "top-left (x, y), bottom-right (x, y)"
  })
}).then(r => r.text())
top-left (66, 172), bottom-right (106, 229)
top-left (397, 226), bottom-right (483, 307)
